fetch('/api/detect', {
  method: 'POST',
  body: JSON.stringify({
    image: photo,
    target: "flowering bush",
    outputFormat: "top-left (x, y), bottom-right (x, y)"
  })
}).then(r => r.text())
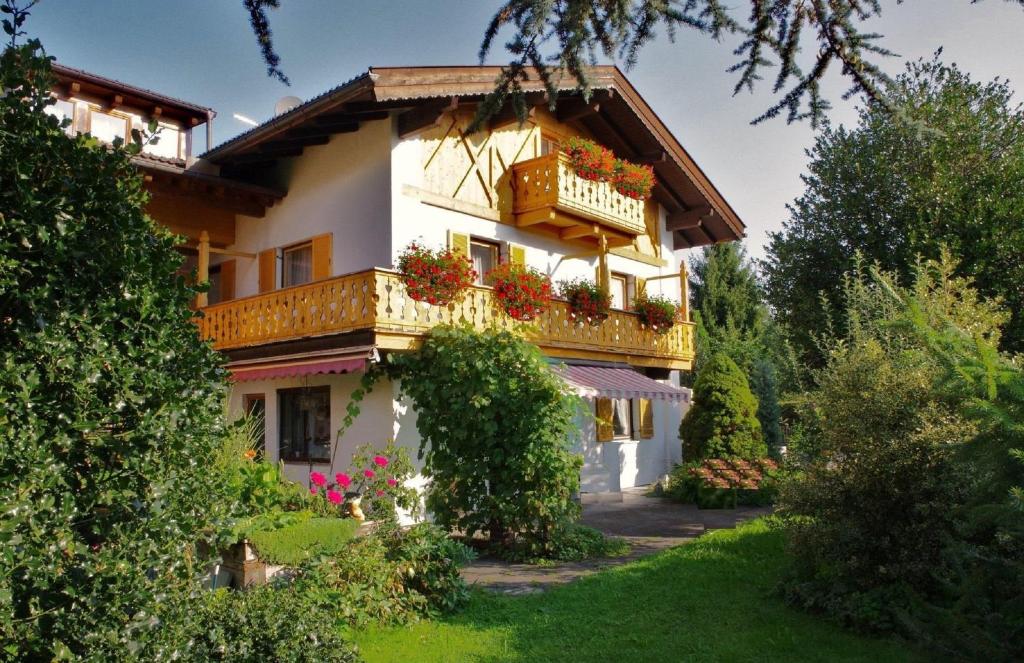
top-left (633, 294), bottom-right (680, 333)
top-left (558, 277), bottom-right (611, 325)
top-left (486, 262), bottom-right (553, 321)
top-left (309, 439), bottom-right (416, 522)
top-left (614, 160), bottom-right (655, 199)
top-left (397, 241), bottom-right (476, 306)
top-left (564, 136), bottom-right (616, 181)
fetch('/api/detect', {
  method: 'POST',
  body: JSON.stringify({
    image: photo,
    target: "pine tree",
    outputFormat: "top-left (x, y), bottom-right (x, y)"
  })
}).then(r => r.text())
top-left (749, 358), bottom-right (783, 453)
top-left (680, 353), bottom-right (765, 461)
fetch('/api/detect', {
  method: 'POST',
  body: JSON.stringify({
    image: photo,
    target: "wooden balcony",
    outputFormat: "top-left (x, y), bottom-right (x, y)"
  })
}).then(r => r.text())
top-left (511, 153), bottom-right (647, 247)
top-left (197, 269), bottom-right (695, 370)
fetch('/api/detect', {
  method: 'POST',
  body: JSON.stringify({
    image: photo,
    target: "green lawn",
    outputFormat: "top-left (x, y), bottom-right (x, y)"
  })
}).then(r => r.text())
top-left (353, 519), bottom-right (920, 663)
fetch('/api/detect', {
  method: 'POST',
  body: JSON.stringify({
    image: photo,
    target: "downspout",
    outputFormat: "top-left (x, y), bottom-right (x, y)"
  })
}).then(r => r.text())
top-left (206, 109), bottom-right (214, 152)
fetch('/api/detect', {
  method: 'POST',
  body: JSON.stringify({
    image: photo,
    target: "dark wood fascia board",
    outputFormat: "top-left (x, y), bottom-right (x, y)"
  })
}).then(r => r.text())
top-left (222, 330), bottom-right (376, 362)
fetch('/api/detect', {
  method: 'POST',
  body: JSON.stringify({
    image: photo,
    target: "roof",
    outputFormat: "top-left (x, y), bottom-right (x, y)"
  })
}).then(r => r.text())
top-left (52, 63), bottom-right (213, 125)
top-left (203, 65), bottom-right (744, 247)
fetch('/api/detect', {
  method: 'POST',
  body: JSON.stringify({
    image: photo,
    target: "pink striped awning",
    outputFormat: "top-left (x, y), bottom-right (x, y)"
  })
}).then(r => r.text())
top-left (556, 365), bottom-right (691, 402)
top-left (228, 347), bottom-right (377, 382)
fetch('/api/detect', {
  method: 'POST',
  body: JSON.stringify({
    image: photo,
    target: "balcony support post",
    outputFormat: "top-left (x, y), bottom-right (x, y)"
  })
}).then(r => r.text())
top-left (196, 230), bottom-right (210, 308)
top-left (597, 234), bottom-right (610, 294)
top-left (679, 259), bottom-right (690, 322)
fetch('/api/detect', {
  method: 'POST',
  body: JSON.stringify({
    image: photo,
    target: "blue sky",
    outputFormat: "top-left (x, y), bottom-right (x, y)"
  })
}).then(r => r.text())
top-left (27, 1), bottom-right (1024, 261)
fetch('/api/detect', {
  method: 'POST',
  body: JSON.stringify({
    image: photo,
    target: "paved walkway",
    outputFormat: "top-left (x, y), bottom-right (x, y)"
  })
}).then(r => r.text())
top-left (461, 489), bottom-right (770, 594)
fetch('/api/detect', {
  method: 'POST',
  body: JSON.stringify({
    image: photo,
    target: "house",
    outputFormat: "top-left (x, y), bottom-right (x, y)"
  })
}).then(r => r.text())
top-left (49, 65), bottom-right (745, 497)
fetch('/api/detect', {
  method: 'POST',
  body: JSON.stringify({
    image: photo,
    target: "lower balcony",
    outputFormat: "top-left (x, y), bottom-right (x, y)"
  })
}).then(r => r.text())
top-left (197, 269), bottom-right (695, 370)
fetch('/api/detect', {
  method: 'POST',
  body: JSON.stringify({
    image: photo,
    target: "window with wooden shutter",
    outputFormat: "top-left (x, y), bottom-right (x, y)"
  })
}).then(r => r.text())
top-left (638, 398), bottom-right (654, 439)
top-left (635, 276), bottom-right (647, 300)
top-left (595, 398), bottom-right (614, 442)
top-left (258, 249), bottom-right (276, 293)
top-left (219, 259), bottom-right (236, 302)
top-left (448, 231), bottom-right (471, 260)
top-left (311, 233), bottom-right (332, 281)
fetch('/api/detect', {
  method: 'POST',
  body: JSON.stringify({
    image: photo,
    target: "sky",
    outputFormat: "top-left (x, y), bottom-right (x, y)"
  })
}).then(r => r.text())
top-left (26, 1), bottom-right (1024, 261)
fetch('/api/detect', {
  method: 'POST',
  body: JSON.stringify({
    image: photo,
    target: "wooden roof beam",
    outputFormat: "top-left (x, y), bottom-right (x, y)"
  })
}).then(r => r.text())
top-left (556, 98), bottom-right (601, 123)
top-left (259, 135), bottom-right (330, 153)
top-left (311, 114), bottom-right (360, 132)
top-left (666, 206), bottom-right (712, 231)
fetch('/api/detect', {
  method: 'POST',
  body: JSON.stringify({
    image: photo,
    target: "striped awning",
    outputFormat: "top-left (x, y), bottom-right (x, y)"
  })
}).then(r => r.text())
top-left (228, 347), bottom-right (378, 382)
top-left (556, 365), bottom-right (691, 402)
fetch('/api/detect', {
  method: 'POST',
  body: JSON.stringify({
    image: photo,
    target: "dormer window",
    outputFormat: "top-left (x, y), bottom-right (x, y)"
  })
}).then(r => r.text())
top-left (89, 108), bottom-right (129, 144)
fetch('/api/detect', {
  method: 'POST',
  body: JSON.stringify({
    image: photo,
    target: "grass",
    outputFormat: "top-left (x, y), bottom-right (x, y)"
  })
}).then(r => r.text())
top-left (248, 517), bottom-right (359, 566)
top-left (353, 519), bottom-right (921, 663)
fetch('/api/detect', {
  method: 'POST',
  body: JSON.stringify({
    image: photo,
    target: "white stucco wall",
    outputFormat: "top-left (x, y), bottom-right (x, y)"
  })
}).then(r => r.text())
top-left (229, 118), bottom-right (393, 298)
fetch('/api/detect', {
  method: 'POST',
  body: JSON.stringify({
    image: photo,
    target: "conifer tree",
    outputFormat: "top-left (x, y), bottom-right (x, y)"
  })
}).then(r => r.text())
top-left (680, 353), bottom-right (765, 461)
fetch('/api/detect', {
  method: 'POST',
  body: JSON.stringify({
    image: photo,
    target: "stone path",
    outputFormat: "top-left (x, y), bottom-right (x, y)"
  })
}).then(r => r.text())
top-left (461, 489), bottom-right (769, 595)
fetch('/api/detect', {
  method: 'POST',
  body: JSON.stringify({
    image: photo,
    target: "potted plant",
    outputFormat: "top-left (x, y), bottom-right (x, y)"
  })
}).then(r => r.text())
top-left (486, 262), bottom-right (553, 321)
top-left (563, 136), bottom-right (616, 181)
top-left (613, 160), bottom-right (655, 199)
top-left (633, 294), bottom-right (679, 333)
top-left (397, 241), bottom-right (476, 306)
top-left (558, 277), bottom-right (611, 326)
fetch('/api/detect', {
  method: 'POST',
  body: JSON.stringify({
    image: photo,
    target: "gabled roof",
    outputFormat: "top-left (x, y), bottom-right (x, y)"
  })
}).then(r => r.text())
top-left (204, 66), bottom-right (744, 248)
top-left (52, 63), bottom-right (213, 126)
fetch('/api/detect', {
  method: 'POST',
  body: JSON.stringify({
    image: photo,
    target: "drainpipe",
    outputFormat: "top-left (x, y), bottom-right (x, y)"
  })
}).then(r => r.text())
top-left (206, 110), bottom-right (214, 153)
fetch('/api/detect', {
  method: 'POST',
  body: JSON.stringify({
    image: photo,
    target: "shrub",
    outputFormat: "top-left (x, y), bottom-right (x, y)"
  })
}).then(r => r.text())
top-left (346, 439), bottom-right (419, 522)
top-left (563, 136), bottom-right (616, 181)
top-left (389, 325), bottom-right (582, 551)
top-left (558, 277), bottom-right (611, 325)
top-left (0, 36), bottom-right (231, 659)
top-left (499, 522), bottom-right (630, 563)
top-left (381, 523), bottom-right (476, 613)
top-left (667, 459), bottom-right (778, 509)
top-left (397, 241), bottom-right (476, 306)
top-left (633, 294), bottom-right (679, 333)
top-left (613, 160), bottom-right (655, 199)
top-left (680, 353), bottom-right (765, 460)
top-left (248, 517), bottom-right (360, 566)
top-left (486, 262), bottom-right (553, 321)
top-left (148, 583), bottom-right (358, 663)
top-left (777, 338), bottom-right (973, 632)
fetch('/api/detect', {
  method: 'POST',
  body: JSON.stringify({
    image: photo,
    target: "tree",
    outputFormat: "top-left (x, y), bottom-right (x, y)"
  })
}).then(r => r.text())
top-left (749, 358), bottom-right (783, 453)
top-left (0, 21), bottom-right (231, 659)
top-left (689, 242), bottom-right (766, 370)
top-left (243, 1), bottom-right (1023, 126)
top-left (388, 325), bottom-right (582, 552)
top-left (762, 57), bottom-right (1024, 366)
top-left (680, 353), bottom-right (765, 460)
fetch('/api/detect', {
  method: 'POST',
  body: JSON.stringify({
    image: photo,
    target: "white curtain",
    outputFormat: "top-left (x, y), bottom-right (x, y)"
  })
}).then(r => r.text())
top-left (285, 246), bottom-right (312, 286)
top-left (613, 398), bottom-right (631, 437)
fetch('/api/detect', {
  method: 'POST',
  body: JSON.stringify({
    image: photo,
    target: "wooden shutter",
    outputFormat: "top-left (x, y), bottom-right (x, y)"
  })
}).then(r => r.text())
top-left (508, 243), bottom-right (526, 266)
top-left (595, 398), bottom-right (614, 442)
top-left (448, 231), bottom-right (471, 259)
top-left (635, 276), bottom-right (647, 300)
top-left (258, 249), bottom-right (276, 293)
top-left (219, 259), bottom-right (236, 302)
top-left (638, 398), bottom-right (654, 439)
top-left (311, 233), bottom-right (333, 281)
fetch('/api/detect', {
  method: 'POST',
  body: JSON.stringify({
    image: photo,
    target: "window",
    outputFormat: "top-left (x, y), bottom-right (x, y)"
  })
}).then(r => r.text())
top-left (469, 238), bottom-right (499, 285)
top-left (282, 242), bottom-right (313, 287)
top-left (244, 394), bottom-right (267, 455)
top-left (609, 273), bottom-right (629, 310)
top-left (540, 134), bottom-right (560, 156)
top-left (145, 123), bottom-right (182, 159)
top-left (89, 109), bottom-right (129, 144)
top-left (279, 387), bottom-right (331, 462)
top-left (611, 398), bottom-right (633, 439)
top-left (45, 98), bottom-right (75, 135)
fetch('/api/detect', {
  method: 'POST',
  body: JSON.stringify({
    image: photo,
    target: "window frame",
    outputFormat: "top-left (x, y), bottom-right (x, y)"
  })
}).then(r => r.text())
top-left (277, 386), bottom-right (332, 464)
top-left (243, 393), bottom-right (267, 455)
top-left (281, 240), bottom-right (314, 288)
top-left (469, 237), bottom-right (500, 285)
top-left (609, 272), bottom-right (630, 311)
top-left (87, 106), bottom-right (131, 145)
top-left (610, 397), bottom-right (635, 440)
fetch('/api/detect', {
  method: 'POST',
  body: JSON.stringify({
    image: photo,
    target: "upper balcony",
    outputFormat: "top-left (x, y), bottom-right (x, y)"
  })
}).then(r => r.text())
top-left (197, 269), bottom-right (695, 370)
top-left (511, 153), bottom-right (646, 248)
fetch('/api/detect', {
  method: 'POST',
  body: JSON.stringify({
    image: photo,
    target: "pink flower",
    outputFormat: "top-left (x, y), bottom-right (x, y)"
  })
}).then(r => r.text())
top-left (310, 471), bottom-right (326, 487)
top-left (387, 477), bottom-right (398, 487)
top-left (364, 469), bottom-right (376, 479)
top-left (376, 490), bottom-right (385, 497)
top-left (373, 455), bottom-right (389, 468)
top-left (309, 486), bottom-right (318, 495)
top-left (335, 473), bottom-right (352, 489)
top-left (327, 490), bottom-right (343, 505)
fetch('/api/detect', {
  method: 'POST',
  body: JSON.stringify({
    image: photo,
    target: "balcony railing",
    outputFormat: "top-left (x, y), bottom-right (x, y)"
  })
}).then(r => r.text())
top-left (511, 153), bottom-right (647, 238)
top-left (197, 269), bottom-right (695, 369)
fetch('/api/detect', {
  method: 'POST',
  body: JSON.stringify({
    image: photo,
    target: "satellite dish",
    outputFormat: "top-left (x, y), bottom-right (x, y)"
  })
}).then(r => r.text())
top-left (274, 96), bottom-right (302, 116)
